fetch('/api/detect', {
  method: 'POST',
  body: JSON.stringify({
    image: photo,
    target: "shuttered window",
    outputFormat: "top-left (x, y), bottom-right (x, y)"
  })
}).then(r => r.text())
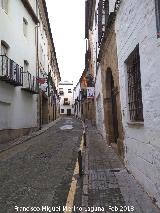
top-left (155, 0), bottom-right (160, 38)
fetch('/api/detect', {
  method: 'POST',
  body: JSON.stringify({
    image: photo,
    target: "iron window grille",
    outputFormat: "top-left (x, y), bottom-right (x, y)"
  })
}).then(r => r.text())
top-left (126, 45), bottom-right (144, 122)
top-left (61, 109), bottom-right (64, 113)
top-left (155, 0), bottom-right (160, 38)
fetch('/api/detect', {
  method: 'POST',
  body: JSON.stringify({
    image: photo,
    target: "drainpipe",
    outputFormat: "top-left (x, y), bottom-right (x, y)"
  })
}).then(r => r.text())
top-left (36, 0), bottom-right (41, 130)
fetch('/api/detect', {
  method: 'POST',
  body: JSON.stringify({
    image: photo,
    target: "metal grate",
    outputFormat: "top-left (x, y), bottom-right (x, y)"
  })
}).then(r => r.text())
top-left (126, 45), bottom-right (144, 122)
top-left (155, 0), bottom-right (160, 38)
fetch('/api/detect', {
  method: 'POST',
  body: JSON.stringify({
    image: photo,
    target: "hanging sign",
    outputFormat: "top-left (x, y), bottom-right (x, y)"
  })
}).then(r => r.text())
top-left (87, 87), bottom-right (94, 98)
top-left (37, 77), bottom-right (46, 84)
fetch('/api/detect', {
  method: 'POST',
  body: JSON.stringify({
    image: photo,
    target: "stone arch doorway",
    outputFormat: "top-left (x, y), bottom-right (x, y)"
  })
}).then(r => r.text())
top-left (104, 68), bottom-right (119, 144)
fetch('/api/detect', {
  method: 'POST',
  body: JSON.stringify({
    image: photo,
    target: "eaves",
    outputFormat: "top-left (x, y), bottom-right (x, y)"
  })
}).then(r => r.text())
top-left (21, 0), bottom-right (39, 24)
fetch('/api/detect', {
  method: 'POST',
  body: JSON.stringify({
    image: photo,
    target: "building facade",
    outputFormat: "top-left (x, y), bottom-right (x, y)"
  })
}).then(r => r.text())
top-left (36, 0), bottom-right (61, 126)
top-left (97, 0), bottom-right (124, 157)
top-left (59, 81), bottom-right (74, 116)
top-left (84, 0), bottom-right (160, 207)
top-left (73, 81), bottom-right (81, 118)
top-left (85, 0), bottom-right (124, 157)
top-left (0, 0), bottom-right (60, 143)
top-left (116, 0), bottom-right (160, 207)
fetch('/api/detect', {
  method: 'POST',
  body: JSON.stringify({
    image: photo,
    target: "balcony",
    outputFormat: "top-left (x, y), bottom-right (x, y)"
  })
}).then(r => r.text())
top-left (59, 91), bottom-right (64, 95)
top-left (63, 101), bottom-right (70, 105)
top-left (21, 71), bottom-right (38, 94)
top-left (0, 55), bottom-right (23, 86)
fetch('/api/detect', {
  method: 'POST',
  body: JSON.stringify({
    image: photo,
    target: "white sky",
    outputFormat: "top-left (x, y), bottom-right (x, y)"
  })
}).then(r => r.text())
top-left (46, 0), bottom-right (86, 86)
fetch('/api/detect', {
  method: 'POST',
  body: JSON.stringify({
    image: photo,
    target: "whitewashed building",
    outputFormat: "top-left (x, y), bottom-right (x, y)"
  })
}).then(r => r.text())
top-left (73, 81), bottom-right (81, 118)
top-left (0, 0), bottom-right (60, 143)
top-left (0, 0), bottom-right (39, 143)
top-left (116, 0), bottom-right (160, 207)
top-left (88, 1), bottom-right (106, 138)
top-left (59, 81), bottom-right (74, 116)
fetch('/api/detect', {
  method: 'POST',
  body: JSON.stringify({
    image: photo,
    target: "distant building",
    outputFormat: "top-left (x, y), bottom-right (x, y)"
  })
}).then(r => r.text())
top-left (59, 81), bottom-right (74, 115)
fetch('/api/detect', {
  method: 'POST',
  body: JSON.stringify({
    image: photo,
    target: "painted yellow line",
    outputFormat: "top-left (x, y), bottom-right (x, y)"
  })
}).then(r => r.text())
top-left (64, 136), bottom-right (84, 213)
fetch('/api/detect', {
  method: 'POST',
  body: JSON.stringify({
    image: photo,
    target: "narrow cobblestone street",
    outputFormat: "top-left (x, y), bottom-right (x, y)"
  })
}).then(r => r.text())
top-left (84, 121), bottom-right (160, 213)
top-left (0, 117), bottom-right (83, 213)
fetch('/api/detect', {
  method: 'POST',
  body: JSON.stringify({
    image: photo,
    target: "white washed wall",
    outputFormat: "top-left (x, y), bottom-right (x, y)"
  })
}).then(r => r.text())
top-left (95, 66), bottom-right (105, 138)
top-left (116, 0), bottom-right (160, 207)
top-left (91, 0), bottom-right (106, 139)
top-left (59, 83), bottom-right (74, 115)
top-left (0, 0), bottom-right (37, 129)
top-left (73, 82), bottom-right (81, 118)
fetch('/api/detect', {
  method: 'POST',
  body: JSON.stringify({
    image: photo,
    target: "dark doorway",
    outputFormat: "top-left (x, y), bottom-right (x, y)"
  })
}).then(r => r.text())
top-left (67, 109), bottom-right (71, 116)
top-left (42, 95), bottom-right (48, 124)
top-left (105, 69), bottom-right (119, 143)
top-left (110, 73), bottom-right (119, 143)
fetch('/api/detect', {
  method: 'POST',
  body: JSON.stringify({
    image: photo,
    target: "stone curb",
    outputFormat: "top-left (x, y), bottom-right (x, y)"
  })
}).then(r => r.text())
top-left (82, 123), bottom-right (89, 211)
top-left (74, 116), bottom-right (89, 210)
top-left (0, 117), bottom-right (62, 154)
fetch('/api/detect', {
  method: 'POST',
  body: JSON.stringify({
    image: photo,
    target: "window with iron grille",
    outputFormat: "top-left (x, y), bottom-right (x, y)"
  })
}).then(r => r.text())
top-left (155, 0), bottom-right (160, 38)
top-left (126, 45), bottom-right (144, 122)
top-left (61, 109), bottom-right (64, 113)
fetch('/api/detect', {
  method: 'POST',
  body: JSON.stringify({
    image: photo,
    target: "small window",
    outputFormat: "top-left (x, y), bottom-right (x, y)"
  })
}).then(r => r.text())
top-left (125, 45), bottom-right (143, 122)
top-left (68, 89), bottom-right (72, 93)
top-left (1, 0), bottom-right (8, 13)
top-left (61, 109), bottom-right (64, 113)
top-left (23, 18), bottom-right (28, 37)
top-left (155, 0), bottom-right (160, 38)
top-left (1, 41), bottom-right (9, 55)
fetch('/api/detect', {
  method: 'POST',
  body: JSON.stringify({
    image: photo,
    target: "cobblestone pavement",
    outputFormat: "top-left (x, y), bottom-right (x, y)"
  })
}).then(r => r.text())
top-left (85, 121), bottom-right (160, 213)
top-left (0, 117), bottom-right (83, 213)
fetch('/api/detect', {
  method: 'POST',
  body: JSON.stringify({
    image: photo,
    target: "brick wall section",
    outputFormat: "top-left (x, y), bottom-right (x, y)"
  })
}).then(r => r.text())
top-left (116, 0), bottom-right (160, 207)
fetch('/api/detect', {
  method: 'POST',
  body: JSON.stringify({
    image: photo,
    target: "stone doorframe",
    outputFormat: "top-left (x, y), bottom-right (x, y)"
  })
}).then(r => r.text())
top-left (103, 67), bottom-right (124, 159)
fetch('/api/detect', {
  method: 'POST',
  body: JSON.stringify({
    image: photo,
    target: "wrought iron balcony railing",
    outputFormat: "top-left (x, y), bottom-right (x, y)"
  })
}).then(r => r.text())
top-left (63, 101), bottom-right (70, 105)
top-left (59, 91), bottom-right (64, 95)
top-left (22, 71), bottom-right (38, 94)
top-left (0, 55), bottom-right (23, 86)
